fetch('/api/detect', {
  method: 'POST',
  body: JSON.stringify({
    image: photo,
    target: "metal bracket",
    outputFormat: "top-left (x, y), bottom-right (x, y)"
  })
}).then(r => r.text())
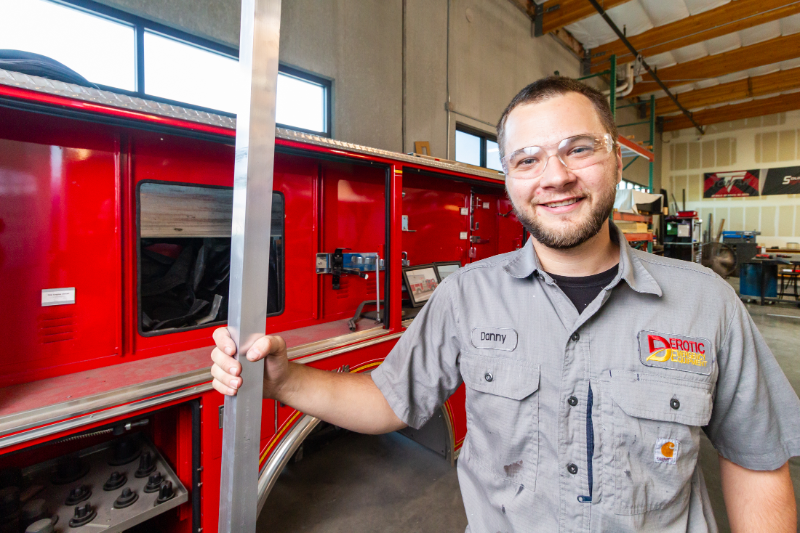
top-left (316, 251), bottom-right (385, 290)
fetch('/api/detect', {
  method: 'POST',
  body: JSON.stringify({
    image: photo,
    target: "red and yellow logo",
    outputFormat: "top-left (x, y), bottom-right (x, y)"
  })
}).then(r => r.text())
top-left (646, 335), bottom-right (707, 368)
top-left (660, 441), bottom-right (675, 458)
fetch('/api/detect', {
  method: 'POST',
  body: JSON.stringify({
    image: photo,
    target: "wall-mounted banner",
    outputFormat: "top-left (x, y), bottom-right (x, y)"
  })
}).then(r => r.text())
top-left (703, 170), bottom-right (760, 198)
top-left (761, 166), bottom-right (800, 196)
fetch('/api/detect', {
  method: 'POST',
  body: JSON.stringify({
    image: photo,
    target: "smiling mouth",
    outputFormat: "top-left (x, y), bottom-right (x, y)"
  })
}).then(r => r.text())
top-left (540, 197), bottom-right (583, 208)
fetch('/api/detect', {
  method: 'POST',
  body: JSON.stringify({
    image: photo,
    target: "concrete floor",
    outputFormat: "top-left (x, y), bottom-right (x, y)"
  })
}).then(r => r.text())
top-left (259, 282), bottom-right (800, 533)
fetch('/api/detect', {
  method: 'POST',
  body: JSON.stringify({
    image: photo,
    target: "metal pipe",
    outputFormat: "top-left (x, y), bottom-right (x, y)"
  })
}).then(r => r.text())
top-left (586, 0), bottom-right (704, 136)
top-left (649, 94), bottom-right (656, 192)
top-left (609, 54), bottom-right (616, 118)
top-left (218, 0), bottom-right (282, 531)
top-left (576, 70), bottom-right (610, 81)
top-left (617, 120), bottom-right (651, 128)
top-left (375, 252), bottom-right (381, 323)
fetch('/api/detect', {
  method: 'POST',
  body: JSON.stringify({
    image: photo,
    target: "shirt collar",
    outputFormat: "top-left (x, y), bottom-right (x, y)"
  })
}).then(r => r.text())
top-left (502, 221), bottom-right (662, 297)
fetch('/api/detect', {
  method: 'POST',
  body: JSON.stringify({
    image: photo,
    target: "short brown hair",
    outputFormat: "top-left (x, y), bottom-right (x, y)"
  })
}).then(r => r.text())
top-left (496, 76), bottom-right (618, 161)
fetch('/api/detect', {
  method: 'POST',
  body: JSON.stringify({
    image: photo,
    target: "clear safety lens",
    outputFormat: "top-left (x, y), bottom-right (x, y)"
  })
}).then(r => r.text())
top-left (504, 133), bottom-right (614, 178)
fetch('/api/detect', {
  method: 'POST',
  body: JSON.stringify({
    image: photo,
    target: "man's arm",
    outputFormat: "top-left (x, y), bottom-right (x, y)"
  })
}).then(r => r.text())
top-left (210, 328), bottom-right (406, 435)
top-left (720, 455), bottom-right (797, 533)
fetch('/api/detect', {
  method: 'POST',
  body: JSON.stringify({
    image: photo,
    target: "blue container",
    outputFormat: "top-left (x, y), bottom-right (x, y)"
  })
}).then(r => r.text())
top-left (739, 262), bottom-right (778, 298)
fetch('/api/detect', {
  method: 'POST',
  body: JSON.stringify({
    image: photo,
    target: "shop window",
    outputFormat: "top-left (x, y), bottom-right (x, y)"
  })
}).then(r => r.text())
top-left (455, 125), bottom-right (502, 171)
top-left (0, 0), bottom-right (136, 90)
top-left (137, 182), bottom-right (283, 334)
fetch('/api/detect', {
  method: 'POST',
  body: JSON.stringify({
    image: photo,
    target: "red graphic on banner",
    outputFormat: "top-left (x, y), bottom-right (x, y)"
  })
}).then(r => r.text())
top-left (703, 170), bottom-right (760, 198)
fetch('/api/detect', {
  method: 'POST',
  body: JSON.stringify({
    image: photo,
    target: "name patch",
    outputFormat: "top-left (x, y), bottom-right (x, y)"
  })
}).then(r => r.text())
top-left (638, 330), bottom-right (712, 375)
top-left (470, 327), bottom-right (518, 351)
top-left (654, 438), bottom-right (679, 464)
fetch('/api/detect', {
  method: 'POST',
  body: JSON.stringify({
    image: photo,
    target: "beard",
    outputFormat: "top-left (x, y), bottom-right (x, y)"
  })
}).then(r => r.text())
top-left (510, 180), bottom-right (617, 250)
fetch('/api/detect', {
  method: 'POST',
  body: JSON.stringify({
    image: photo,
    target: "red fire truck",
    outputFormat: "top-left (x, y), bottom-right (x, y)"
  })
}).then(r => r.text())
top-left (0, 66), bottom-right (524, 532)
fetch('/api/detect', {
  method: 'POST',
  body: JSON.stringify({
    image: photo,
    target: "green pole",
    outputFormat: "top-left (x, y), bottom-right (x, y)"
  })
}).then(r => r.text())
top-left (609, 54), bottom-right (616, 119)
top-left (649, 94), bottom-right (655, 193)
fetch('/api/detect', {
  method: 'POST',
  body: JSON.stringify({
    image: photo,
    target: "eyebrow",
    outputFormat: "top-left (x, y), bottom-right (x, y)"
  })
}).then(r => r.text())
top-left (508, 133), bottom-right (597, 154)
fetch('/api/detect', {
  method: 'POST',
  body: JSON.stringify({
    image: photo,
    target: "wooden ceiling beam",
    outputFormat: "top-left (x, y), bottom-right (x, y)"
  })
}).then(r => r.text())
top-left (590, 0), bottom-right (800, 72)
top-left (661, 93), bottom-right (800, 131)
top-left (540, 0), bottom-right (634, 34)
top-left (654, 68), bottom-right (800, 115)
top-left (627, 32), bottom-right (800, 98)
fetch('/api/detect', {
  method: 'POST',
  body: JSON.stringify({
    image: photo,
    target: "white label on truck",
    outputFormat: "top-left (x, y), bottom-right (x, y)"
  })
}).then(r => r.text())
top-left (460, 207), bottom-right (469, 216)
top-left (460, 232), bottom-right (469, 240)
top-left (482, 202), bottom-right (490, 209)
top-left (42, 287), bottom-right (75, 306)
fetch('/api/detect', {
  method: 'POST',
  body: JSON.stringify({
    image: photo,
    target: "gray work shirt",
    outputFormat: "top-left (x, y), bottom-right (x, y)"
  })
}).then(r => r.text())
top-left (372, 227), bottom-right (800, 532)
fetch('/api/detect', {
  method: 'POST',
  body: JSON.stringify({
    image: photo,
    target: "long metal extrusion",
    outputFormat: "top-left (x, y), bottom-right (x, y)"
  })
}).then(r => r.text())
top-left (586, 0), bottom-right (705, 136)
top-left (218, 0), bottom-right (282, 532)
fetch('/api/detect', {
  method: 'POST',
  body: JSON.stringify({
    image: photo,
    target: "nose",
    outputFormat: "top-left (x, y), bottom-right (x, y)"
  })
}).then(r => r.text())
top-left (538, 153), bottom-right (576, 190)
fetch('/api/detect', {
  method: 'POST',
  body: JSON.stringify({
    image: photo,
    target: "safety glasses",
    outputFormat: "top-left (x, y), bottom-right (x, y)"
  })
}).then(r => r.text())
top-left (502, 133), bottom-right (616, 179)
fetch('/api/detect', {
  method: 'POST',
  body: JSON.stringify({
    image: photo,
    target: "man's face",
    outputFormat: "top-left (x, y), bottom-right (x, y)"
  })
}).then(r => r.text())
top-left (503, 92), bottom-right (622, 249)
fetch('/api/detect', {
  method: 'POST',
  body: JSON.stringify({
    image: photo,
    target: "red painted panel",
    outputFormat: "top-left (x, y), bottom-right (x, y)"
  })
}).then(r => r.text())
top-left (0, 129), bottom-right (120, 387)
top-left (401, 173), bottom-right (471, 266)
top-left (319, 161), bottom-right (386, 321)
top-left (497, 196), bottom-right (524, 254)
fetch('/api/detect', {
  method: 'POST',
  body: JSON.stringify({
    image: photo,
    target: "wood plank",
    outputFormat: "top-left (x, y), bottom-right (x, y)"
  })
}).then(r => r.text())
top-left (541, 0), bottom-right (634, 34)
top-left (590, 0), bottom-right (800, 72)
top-left (140, 183), bottom-right (233, 238)
top-left (654, 68), bottom-right (800, 115)
top-left (627, 32), bottom-right (800, 98)
top-left (662, 93), bottom-right (800, 132)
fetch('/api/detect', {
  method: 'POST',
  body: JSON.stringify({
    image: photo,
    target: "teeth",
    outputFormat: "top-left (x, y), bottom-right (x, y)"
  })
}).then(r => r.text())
top-left (544, 198), bottom-right (579, 207)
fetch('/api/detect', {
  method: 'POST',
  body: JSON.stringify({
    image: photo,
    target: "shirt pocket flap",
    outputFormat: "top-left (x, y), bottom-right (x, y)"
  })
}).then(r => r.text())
top-left (460, 353), bottom-right (540, 400)
top-left (610, 377), bottom-right (712, 427)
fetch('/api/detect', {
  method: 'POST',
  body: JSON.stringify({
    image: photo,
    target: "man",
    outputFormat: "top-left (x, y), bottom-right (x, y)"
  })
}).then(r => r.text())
top-left (210, 78), bottom-right (800, 532)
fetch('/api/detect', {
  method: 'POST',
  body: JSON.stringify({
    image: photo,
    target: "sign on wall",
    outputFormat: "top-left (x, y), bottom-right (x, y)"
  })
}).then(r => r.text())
top-left (703, 170), bottom-right (760, 198)
top-left (761, 166), bottom-right (800, 196)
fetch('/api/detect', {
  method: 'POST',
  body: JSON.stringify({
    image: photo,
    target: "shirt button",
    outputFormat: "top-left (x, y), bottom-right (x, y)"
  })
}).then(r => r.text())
top-left (568, 396), bottom-right (578, 406)
top-left (670, 398), bottom-right (680, 410)
top-left (567, 463), bottom-right (578, 475)
top-left (484, 372), bottom-right (493, 382)
top-left (571, 332), bottom-right (580, 342)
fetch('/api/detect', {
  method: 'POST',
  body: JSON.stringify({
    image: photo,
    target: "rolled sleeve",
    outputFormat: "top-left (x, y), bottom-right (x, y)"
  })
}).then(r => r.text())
top-left (705, 298), bottom-right (800, 470)
top-left (371, 278), bottom-right (463, 429)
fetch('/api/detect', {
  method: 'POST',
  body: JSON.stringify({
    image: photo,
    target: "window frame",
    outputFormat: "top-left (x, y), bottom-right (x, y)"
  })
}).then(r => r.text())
top-left (455, 123), bottom-right (500, 170)
top-left (49, 0), bottom-right (331, 134)
top-left (135, 180), bottom-right (285, 337)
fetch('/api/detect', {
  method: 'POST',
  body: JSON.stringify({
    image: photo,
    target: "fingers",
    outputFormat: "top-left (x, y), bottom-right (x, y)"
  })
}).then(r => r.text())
top-left (212, 327), bottom-right (236, 356)
top-left (211, 346), bottom-right (241, 378)
top-left (211, 362), bottom-right (241, 396)
top-left (245, 335), bottom-right (287, 362)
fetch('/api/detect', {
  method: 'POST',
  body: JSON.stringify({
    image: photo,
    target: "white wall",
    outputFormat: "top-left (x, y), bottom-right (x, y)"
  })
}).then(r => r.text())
top-left (87, 0), bottom-right (660, 188)
top-left (663, 111), bottom-right (800, 248)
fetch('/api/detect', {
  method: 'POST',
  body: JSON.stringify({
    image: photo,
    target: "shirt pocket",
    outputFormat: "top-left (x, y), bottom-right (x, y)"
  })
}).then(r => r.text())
top-left (460, 352), bottom-right (540, 488)
top-left (609, 375), bottom-right (712, 515)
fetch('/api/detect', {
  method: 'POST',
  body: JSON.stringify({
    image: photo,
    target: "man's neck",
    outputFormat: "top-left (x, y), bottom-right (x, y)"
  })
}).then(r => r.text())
top-left (531, 220), bottom-right (620, 277)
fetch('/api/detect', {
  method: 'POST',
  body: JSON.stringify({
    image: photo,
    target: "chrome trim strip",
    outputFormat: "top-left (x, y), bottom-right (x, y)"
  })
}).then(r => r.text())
top-left (0, 69), bottom-right (237, 129)
top-left (0, 382), bottom-right (212, 450)
top-left (0, 69), bottom-right (505, 182)
top-left (293, 332), bottom-right (403, 365)
top-left (0, 328), bottom-right (406, 447)
top-left (286, 326), bottom-right (387, 359)
top-left (257, 414), bottom-right (320, 514)
top-left (0, 368), bottom-right (211, 438)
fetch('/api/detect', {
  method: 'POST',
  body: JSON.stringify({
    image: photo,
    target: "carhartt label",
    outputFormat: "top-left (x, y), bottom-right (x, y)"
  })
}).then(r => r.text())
top-left (471, 327), bottom-right (518, 351)
top-left (654, 438), bottom-right (679, 464)
top-left (42, 288), bottom-right (75, 307)
top-left (638, 330), bottom-right (712, 375)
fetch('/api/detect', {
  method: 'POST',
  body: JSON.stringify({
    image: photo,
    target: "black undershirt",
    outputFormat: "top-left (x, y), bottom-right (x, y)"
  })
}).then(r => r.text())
top-left (548, 264), bottom-right (619, 313)
top-left (545, 263), bottom-right (619, 501)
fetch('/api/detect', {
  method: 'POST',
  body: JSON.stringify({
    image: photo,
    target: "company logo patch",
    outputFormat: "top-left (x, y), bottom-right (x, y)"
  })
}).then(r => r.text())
top-left (470, 327), bottom-right (518, 351)
top-left (654, 438), bottom-right (679, 464)
top-left (638, 330), bottom-right (712, 375)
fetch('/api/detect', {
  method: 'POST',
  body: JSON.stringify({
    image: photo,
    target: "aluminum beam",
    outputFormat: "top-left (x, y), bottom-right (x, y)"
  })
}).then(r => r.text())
top-left (218, 0), bottom-right (282, 532)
